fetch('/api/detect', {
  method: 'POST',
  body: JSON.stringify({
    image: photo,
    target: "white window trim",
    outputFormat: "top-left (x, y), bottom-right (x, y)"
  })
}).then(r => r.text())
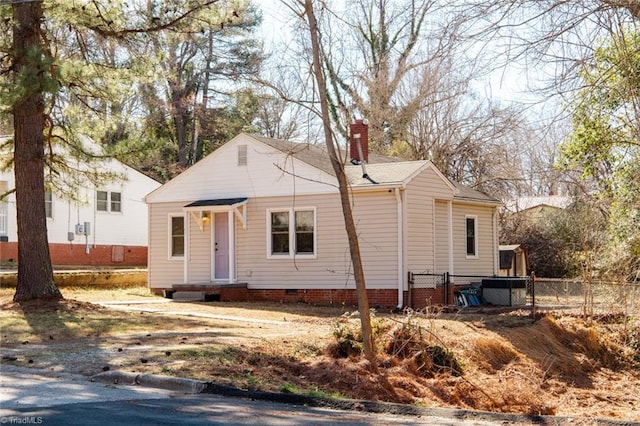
top-left (465, 214), bottom-right (478, 259)
top-left (110, 191), bottom-right (122, 213)
top-left (96, 190), bottom-right (123, 214)
top-left (168, 213), bottom-right (186, 260)
top-left (266, 207), bottom-right (317, 259)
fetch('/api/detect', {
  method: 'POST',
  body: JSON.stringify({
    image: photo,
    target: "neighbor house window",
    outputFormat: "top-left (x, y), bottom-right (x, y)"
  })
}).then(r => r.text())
top-left (170, 215), bottom-right (185, 258)
top-left (110, 192), bottom-right (121, 212)
top-left (97, 190), bottom-right (122, 213)
top-left (466, 215), bottom-right (478, 258)
top-left (268, 208), bottom-right (316, 257)
top-left (97, 191), bottom-right (108, 211)
top-left (44, 191), bottom-right (53, 218)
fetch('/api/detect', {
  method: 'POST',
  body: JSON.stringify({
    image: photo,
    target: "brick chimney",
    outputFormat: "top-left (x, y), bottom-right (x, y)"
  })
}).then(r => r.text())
top-left (349, 119), bottom-right (369, 164)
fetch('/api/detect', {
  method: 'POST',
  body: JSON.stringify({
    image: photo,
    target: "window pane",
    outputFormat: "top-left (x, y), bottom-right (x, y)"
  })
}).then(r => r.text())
top-left (296, 233), bottom-right (314, 253)
top-left (110, 192), bottom-right (121, 212)
top-left (44, 192), bottom-right (52, 218)
top-left (271, 212), bottom-right (289, 254)
top-left (97, 191), bottom-right (108, 211)
top-left (271, 233), bottom-right (289, 254)
top-left (466, 218), bottom-right (475, 255)
top-left (271, 212), bottom-right (289, 230)
top-left (295, 211), bottom-right (314, 254)
top-left (171, 216), bottom-right (185, 257)
top-left (295, 211), bottom-right (313, 231)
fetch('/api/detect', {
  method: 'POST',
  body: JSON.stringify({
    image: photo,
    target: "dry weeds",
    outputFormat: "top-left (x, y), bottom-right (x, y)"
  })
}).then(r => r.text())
top-left (1, 287), bottom-right (639, 422)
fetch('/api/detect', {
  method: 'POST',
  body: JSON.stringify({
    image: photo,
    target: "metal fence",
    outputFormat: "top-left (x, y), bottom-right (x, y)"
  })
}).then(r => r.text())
top-left (407, 271), bottom-right (640, 315)
top-left (533, 278), bottom-right (640, 316)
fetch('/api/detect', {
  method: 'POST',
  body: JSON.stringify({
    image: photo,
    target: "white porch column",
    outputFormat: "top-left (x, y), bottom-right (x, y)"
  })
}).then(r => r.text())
top-left (228, 210), bottom-right (235, 283)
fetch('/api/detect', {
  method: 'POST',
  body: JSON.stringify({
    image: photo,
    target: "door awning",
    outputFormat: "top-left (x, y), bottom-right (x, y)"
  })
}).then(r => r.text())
top-left (184, 197), bottom-right (247, 210)
top-left (183, 197), bottom-right (248, 229)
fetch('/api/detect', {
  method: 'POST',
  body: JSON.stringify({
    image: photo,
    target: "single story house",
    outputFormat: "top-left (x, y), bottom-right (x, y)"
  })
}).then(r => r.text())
top-left (0, 136), bottom-right (161, 266)
top-left (503, 195), bottom-right (573, 219)
top-left (145, 120), bottom-right (502, 309)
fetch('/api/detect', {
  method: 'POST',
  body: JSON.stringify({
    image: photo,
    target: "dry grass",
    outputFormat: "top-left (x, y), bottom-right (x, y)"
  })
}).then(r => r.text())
top-left (1, 286), bottom-right (639, 422)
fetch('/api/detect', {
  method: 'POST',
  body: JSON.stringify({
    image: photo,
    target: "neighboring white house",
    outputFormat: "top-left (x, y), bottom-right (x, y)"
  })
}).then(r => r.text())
top-left (144, 121), bottom-right (502, 309)
top-left (0, 136), bottom-right (161, 266)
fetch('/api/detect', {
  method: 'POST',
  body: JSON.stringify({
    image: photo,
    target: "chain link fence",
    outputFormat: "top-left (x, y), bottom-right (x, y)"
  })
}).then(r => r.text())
top-left (533, 278), bottom-right (640, 316)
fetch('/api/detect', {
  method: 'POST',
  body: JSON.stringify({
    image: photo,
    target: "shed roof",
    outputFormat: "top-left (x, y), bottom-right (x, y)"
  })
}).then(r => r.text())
top-left (184, 197), bottom-right (247, 208)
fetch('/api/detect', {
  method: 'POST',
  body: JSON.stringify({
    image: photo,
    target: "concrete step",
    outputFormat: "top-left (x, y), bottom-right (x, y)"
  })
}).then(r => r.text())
top-left (171, 291), bottom-right (205, 301)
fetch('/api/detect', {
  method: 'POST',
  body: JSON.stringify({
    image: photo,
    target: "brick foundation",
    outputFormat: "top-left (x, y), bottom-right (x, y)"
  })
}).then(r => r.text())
top-left (0, 242), bottom-right (148, 267)
top-left (247, 288), bottom-right (400, 308)
top-left (150, 285), bottom-right (469, 309)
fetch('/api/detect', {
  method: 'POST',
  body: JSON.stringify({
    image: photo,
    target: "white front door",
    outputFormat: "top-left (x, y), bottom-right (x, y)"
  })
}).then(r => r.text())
top-left (214, 212), bottom-right (229, 279)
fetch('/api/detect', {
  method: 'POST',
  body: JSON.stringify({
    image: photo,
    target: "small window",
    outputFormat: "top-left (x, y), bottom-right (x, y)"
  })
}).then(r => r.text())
top-left (268, 208), bottom-right (316, 258)
top-left (170, 215), bottom-right (185, 258)
top-left (97, 191), bottom-right (108, 211)
top-left (97, 190), bottom-right (122, 213)
top-left (110, 192), bottom-right (121, 212)
top-left (238, 145), bottom-right (247, 166)
top-left (466, 216), bottom-right (477, 258)
top-left (44, 192), bottom-right (53, 218)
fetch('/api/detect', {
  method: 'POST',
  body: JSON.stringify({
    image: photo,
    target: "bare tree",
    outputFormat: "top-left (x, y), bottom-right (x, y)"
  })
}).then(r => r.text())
top-left (300, 0), bottom-right (378, 369)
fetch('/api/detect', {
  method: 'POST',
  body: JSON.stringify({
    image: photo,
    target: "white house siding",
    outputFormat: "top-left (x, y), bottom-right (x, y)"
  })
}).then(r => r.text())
top-left (0, 162), bottom-right (158, 247)
top-left (148, 202), bottom-right (185, 289)
top-left (235, 190), bottom-right (398, 291)
top-left (434, 200), bottom-right (450, 273)
top-left (352, 190), bottom-right (399, 288)
top-left (405, 167), bottom-right (455, 277)
top-left (145, 135), bottom-right (336, 205)
top-left (450, 202), bottom-right (496, 281)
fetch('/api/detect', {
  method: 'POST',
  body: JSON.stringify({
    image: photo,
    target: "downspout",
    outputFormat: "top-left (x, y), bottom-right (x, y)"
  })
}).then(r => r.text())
top-left (447, 200), bottom-right (454, 282)
top-left (395, 188), bottom-right (403, 309)
top-left (493, 208), bottom-right (499, 276)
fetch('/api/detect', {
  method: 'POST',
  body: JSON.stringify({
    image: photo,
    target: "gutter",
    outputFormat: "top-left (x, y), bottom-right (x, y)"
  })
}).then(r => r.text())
top-left (394, 188), bottom-right (404, 309)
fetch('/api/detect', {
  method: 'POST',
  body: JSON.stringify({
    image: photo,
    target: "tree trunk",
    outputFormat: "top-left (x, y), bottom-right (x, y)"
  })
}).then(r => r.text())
top-left (304, 0), bottom-right (377, 369)
top-left (12, 2), bottom-right (61, 302)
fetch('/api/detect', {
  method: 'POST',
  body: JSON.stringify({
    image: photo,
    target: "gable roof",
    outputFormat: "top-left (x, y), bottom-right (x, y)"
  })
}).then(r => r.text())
top-left (145, 133), bottom-right (500, 205)
top-left (250, 134), bottom-right (401, 176)
top-left (504, 196), bottom-right (573, 213)
top-left (250, 134), bottom-right (497, 202)
top-left (451, 181), bottom-right (502, 204)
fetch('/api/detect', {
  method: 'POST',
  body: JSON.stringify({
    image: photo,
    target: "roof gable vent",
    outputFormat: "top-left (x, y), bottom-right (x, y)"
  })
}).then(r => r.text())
top-left (238, 145), bottom-right (247, 166)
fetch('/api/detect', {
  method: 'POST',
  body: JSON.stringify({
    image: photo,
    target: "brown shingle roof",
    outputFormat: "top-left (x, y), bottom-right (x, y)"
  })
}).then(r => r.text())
top-left (249, 134), bottom-right (500, 203)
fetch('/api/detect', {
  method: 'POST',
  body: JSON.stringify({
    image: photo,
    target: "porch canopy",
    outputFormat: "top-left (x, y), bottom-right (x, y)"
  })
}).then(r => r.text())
top-left (183, 197), bottom-right (248, 230)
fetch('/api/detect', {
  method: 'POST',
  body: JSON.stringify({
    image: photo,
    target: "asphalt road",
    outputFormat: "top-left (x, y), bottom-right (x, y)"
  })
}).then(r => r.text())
top-left (0, 366), bottom-right (525, 426)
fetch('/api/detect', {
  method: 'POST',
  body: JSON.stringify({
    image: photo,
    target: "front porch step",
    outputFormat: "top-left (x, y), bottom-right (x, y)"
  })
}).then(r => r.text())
top-left (164, 282), bottom-right (248, 302)
top-left (172, 291), bottom-right (206, 301)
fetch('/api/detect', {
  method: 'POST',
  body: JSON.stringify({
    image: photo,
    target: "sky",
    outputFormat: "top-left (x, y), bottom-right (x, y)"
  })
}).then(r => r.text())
top-left (256, 1), bottom-right (549, 110)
